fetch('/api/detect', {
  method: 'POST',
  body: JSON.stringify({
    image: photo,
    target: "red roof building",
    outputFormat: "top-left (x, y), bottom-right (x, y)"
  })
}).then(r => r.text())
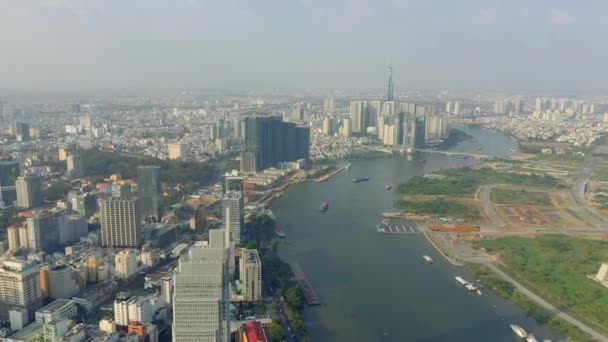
top-left (241, 321), bottom-right (267, 342)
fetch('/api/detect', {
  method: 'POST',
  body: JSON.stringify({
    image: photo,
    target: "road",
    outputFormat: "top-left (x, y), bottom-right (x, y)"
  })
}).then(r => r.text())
top-left (476, 185), bottom-right (506, 228)
top-left (263, 287), bottom-right (298, 342)
top-left (572, 158), bottom-right (608, 230)
top-left (464, 258), bottom-right (608, 342)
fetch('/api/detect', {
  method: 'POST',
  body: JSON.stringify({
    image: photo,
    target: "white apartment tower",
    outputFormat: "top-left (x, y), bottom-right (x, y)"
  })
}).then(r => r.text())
top-left (222, 191), bottom-right (244, 246)
top-left (239, 249), bottom-right (262, 302)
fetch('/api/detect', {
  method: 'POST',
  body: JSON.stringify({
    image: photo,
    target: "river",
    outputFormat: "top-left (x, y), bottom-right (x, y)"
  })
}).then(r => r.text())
top-left (270, 127), bottom-right (561, 342)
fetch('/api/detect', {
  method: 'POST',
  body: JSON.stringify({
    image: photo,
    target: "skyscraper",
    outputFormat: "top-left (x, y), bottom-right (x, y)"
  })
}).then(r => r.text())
top-left (222, 191), bottom-right (244, 246)
top-left (15, 175), bottom-right (43, 209)
top-left (172, 241), bottom-right (230, 342)
top-left (243, 117), bottom-right (309, 171)
top-left (0, 158), bottom-right (19, 208)
top-left (453, 101), bottom-right (461, 115)
top-left (27, 211), bottom-right (60, 253)
top-left (291, 103), bottom-right (303, 121)
top-left (15, 122), bottom-right (30, 142)
top-left (0, 259), bottom-right (42, 321)
top-left (369, 101), bottom-right (381, 129)
top-left (387, 66), bottom-right (394, 101)
top-left (323, 97), bottom-right (334, 114)
top-left (349, 101), bottom-right (368, 132)
top-left (382, 101), bottom-right (395, 116)
top-left (100, 197), bottom-right (141, 248)
top-left (137, 166), bottom-right (161, 221)
top-left (67, 154), bottom-right (83, 179)
top-left (342, 118), bottom-right (352, 137)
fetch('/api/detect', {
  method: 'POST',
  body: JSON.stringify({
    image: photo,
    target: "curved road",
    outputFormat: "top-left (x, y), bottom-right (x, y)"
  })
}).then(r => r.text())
top-left (573, 158), bottom-right (608, 230)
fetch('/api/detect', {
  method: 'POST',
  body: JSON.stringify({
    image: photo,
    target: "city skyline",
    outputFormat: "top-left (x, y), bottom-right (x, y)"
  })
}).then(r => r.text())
top-left (1, 1), bottom-right (606, 93)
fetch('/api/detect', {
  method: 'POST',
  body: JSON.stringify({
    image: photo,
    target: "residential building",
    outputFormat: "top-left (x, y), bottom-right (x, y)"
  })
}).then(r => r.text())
top-left (168, 143), bottom-right (187, 160)
top-left (35, 299), bottom-right (77, 324)
top-left (222, 191), bottom-right (244, 246)
top-left (137, 166), bottom-right (161, 221)
top-left (239, 249), bottom-right (262, 302)
top-left (0, 259), bottom-right (42, 321)
top-left (67, 154), bottom-right (83, 179)
top-left (115, 250), bottom-right (138, 279)
top-left (100, 197), bottom-right (141, 248)
top-left (0, 158), bottom-right (20, 208)
top-left (47, 265), bottom-right (81, 299)
top-left (15, 175), bottom-right (43, 209)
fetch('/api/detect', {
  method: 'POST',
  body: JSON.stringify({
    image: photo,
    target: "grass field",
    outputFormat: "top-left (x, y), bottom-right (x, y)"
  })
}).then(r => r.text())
top-left (490, 188), bottom-right (552, 206)
top-left (394, 198), bottom-right (481, 221)
top-left (475, 235), bottom-right (608, 335)
top-left (396, 167), bottom-right (562, 197)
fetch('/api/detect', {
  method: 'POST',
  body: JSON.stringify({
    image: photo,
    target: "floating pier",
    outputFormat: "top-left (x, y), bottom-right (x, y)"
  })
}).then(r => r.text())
top-left (289, 262), bottom-right (321, 305)
top-left (376, 223), bottom-right (421, 234)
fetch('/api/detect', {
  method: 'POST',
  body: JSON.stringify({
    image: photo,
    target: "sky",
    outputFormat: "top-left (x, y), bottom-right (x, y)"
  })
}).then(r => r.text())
top-left (0, 0), bottom-right (606, 93)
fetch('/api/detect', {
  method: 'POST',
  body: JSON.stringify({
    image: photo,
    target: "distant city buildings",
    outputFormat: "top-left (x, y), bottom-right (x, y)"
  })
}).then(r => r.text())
top-left (168, 143), bottom-right (187, 160)
top-left (67, 153), bottom-right (84, 179)
top-left (100, 197), bottom-right (141, 248)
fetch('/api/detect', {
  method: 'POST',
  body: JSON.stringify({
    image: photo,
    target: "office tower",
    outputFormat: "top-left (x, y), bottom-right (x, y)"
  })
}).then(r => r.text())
top-left (15, 175), bottom-right (43, 209)
top-left (402, 115), bottom-right (426, 149)
top-left (115, 250), bottom-right (138, 279)
top-left (172, 242), bottom-right (230, 342)
top-left (243, 117), bottom-right (310, 171)
top-left (0, 158), bottom-right (19, 208)
top-left (239, 249), bottom-right (262, 302)
top-left (291, 103), bottom-right (303, 121)
top-left (222, 191), bottom-right (244, 246)
top-left (57, 213), bottom-right (87, 245)
top-left (100, 198), bottom-right (141, 248)
top-left (369, 101), bottom-right (381, 128)
top-left (233, 118), bottom-right (242, 139)
top-left (15, 122), bottom-right (30, 142)
top-left (168, 143), bottom-right (187, 160)
top-left (349, 101), bottom-right (368, 132)
top-left (453, 101), bottom-right (461, 115)
top-left (0, 259), bottom-right (42, 321)
top-left (137, 166), bottom-right (161, 221)
top-left (323, 97), bottom-right (334, 114)
top-left (378, 115), bottom-right (385, 140)
top-left (27, 211), bottom-right (60, 253)
top-left (387, 66), bottom-right (394, 101)
top-left (67, 154), bottom-right (83, 179)
top-left (239, 152), bottom-right (256, 173)
top-left (342, 118), bottom-right (352, 137)
top-left (382, 101), bottom-right (395, 116)
top-left (322, 117), bottom-right (333, 135)
top-left (161, 275), bottom-right (173, 306)
top-left (216, 119), bottom-right (225, 139)
top-left (210, 123), bottom-right (217, 140)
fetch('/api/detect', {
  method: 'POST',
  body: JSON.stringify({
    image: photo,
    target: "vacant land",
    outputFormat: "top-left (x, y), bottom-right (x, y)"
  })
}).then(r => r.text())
top-left (475, 235), bottom-right (608, 335)
top-left (394, 198), bottom-right (481, 221)
top-left (491, 188), bottom-right (552, 206)
top-left (397, 167), bottom-right (561, 197)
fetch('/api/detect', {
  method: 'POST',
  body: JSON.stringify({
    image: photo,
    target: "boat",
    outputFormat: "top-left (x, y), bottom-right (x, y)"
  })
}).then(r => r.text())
top-left (385, 185), bottom-right (392, 190)
top-left (476, 289), bottom-right (482, 296)
top-left (526, 334), bottom-right (538, 342)
top-left (423, 255), bottom-right (433, 263)
top-left (455, 276), bottom-right (467, 285)
top-left (455, 276), bottom-right (479, 292)
top-left (352, 176), bottom-right (370, 183)
top-left (477, 146), bottom-right (484, 151)
top-left (319, 201), bottom-right (329, 212)
top-left (345, 164), bottom-right (351, 170)
top-left (510, 324), bottom-right (528, 338)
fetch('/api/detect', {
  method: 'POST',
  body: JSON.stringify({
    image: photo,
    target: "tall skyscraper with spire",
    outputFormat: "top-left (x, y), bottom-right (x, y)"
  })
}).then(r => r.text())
top-left (387, 66), bottom-right (394, 101)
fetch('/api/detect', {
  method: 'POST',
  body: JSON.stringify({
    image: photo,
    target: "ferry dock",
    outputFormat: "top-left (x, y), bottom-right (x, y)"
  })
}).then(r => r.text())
top-left (289, 262), bottom-right (321, 306)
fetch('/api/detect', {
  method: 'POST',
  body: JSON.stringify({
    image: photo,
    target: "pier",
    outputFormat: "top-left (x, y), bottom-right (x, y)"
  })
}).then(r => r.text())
top-left (289, 262), bottom-right (321, 305)
top-left (376, 223), bottom-right (421, 234)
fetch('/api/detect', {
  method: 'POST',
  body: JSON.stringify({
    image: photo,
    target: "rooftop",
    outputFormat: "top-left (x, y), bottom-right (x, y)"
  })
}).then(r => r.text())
top-left (37, 299), bottom-right (74, 314)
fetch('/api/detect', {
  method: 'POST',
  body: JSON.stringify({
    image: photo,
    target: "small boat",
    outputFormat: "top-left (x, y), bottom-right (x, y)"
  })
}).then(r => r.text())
top-left (345, 164), bottom-right (351, 170)
top-left (476, 289), bottom-right (482, 296)
top-left (352, 176), bottom-right (369, 183)
top-left (423, 255), bottom-right (433, 263)
top-left (385, 185), bottom-right (392, 190)
top-left (319, 201), bottom-right (329, 212)
top-left (526, 335), bottom-right (538, 342)
top-left (510, 324), bottom-right (528, 338)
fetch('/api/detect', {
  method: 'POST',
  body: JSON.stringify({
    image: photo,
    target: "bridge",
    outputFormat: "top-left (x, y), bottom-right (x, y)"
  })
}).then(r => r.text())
top-left (416, 149), bottom-right (494, 160)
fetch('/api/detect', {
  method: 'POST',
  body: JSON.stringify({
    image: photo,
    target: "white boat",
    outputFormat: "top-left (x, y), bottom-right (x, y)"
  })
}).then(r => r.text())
top-left (423, 255), bottom-right (433, 263)
top-left (455, 276), bottom-right (467, 285)
top-left (476, 289), bottom-right (482, 296)
top-left (510, 324), bottom-right (528, 338)
top-left (345, 164), bottom-right (351, 170)
top-left (526, 334), bottom-right (538, 342)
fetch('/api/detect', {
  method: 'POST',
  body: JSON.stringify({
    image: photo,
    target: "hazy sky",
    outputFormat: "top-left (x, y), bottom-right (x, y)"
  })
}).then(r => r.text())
top-left (1, 0), bottom-right (606, 93)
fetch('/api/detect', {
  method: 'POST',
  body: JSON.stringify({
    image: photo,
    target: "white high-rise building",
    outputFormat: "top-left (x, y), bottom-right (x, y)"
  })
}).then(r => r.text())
top-left (342, 118), bottom-right (352, 138)
top-left (378, 115), bottom-right (385, 140)
top-left (349, 101), bottom-right (365, 132)
top-left (239, 249), bottom-right (262, 302)
top-left (115, 250), bottom-right (138, 279)
top-left (114, 296), bottom-right (154, 326)
top-left (445, 102), bottom-right (452, 114)
top-left (222, 191), bottom-right (244, 246)
top-left (368, 101), bottom-right (381, 128)
top-left (0, 259), bottom-right (42, 321)
top-left (323, 97), bottom-right (334, 114)
top-left (322, 117), bottom-right (332, 136)
top-left (172, 240), bottom-right (230, 342)
top-left (66, 154), bottom-right (83, 179)
top-left (382, 101), bottom-right (395, 116)
top-left (453, 101), bottom-right (461, 115)
top-left (100, 198), bottom-right (141, 248)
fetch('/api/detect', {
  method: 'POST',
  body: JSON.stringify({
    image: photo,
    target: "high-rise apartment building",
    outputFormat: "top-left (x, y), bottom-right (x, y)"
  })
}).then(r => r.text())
top-left (15, 175), bottom-right (43, 209)
top-left (0, 259), bottom-right (42, 321)
top-left (0, 158), bottom-right (19, 208)
top-left (172, 241), bottom-right (230, 342)
top-left (291, 103), bottom-right (303, 121)
top-left (137, 166), bottom-right (161, 221)
top-left (67, 154), bottom-right (83, 179)
top-left (323, 97), bottom-right (334, 114)
top-left (27, 211), bottom-right (60, 253)
top-left (453, 101), bottom-right (461, 115)
top-left (382, 101), bottom-right (395, 116)
top-left (222, 191), bottom-right (244, 246)
top-left (168, 143), bottom-right (187, 160)
top-left (242, 117), bottom-right (309, 171)
top-left (425, 114), bottom-right (450, 141)
top-left (342, 118), bottom-right (352, 138)
top-left (15, 122), bottom-right (30, 142)
top-left (239, 249), bottom-right (261, 302)
top-left (100, 198), bottom-right (141, 248)
top-left (349, 101), bottom-right (368, 133)
top-left (368, 101), bottom-right (381, 129)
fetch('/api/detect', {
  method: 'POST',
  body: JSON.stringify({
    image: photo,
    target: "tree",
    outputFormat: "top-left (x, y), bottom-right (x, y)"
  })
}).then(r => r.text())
top-left (44, 181), bottom-right (71, 201)
top-left (285, 287), bottom-right (303, 310)
top-left (268, 321), bottom-right (284, 342)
